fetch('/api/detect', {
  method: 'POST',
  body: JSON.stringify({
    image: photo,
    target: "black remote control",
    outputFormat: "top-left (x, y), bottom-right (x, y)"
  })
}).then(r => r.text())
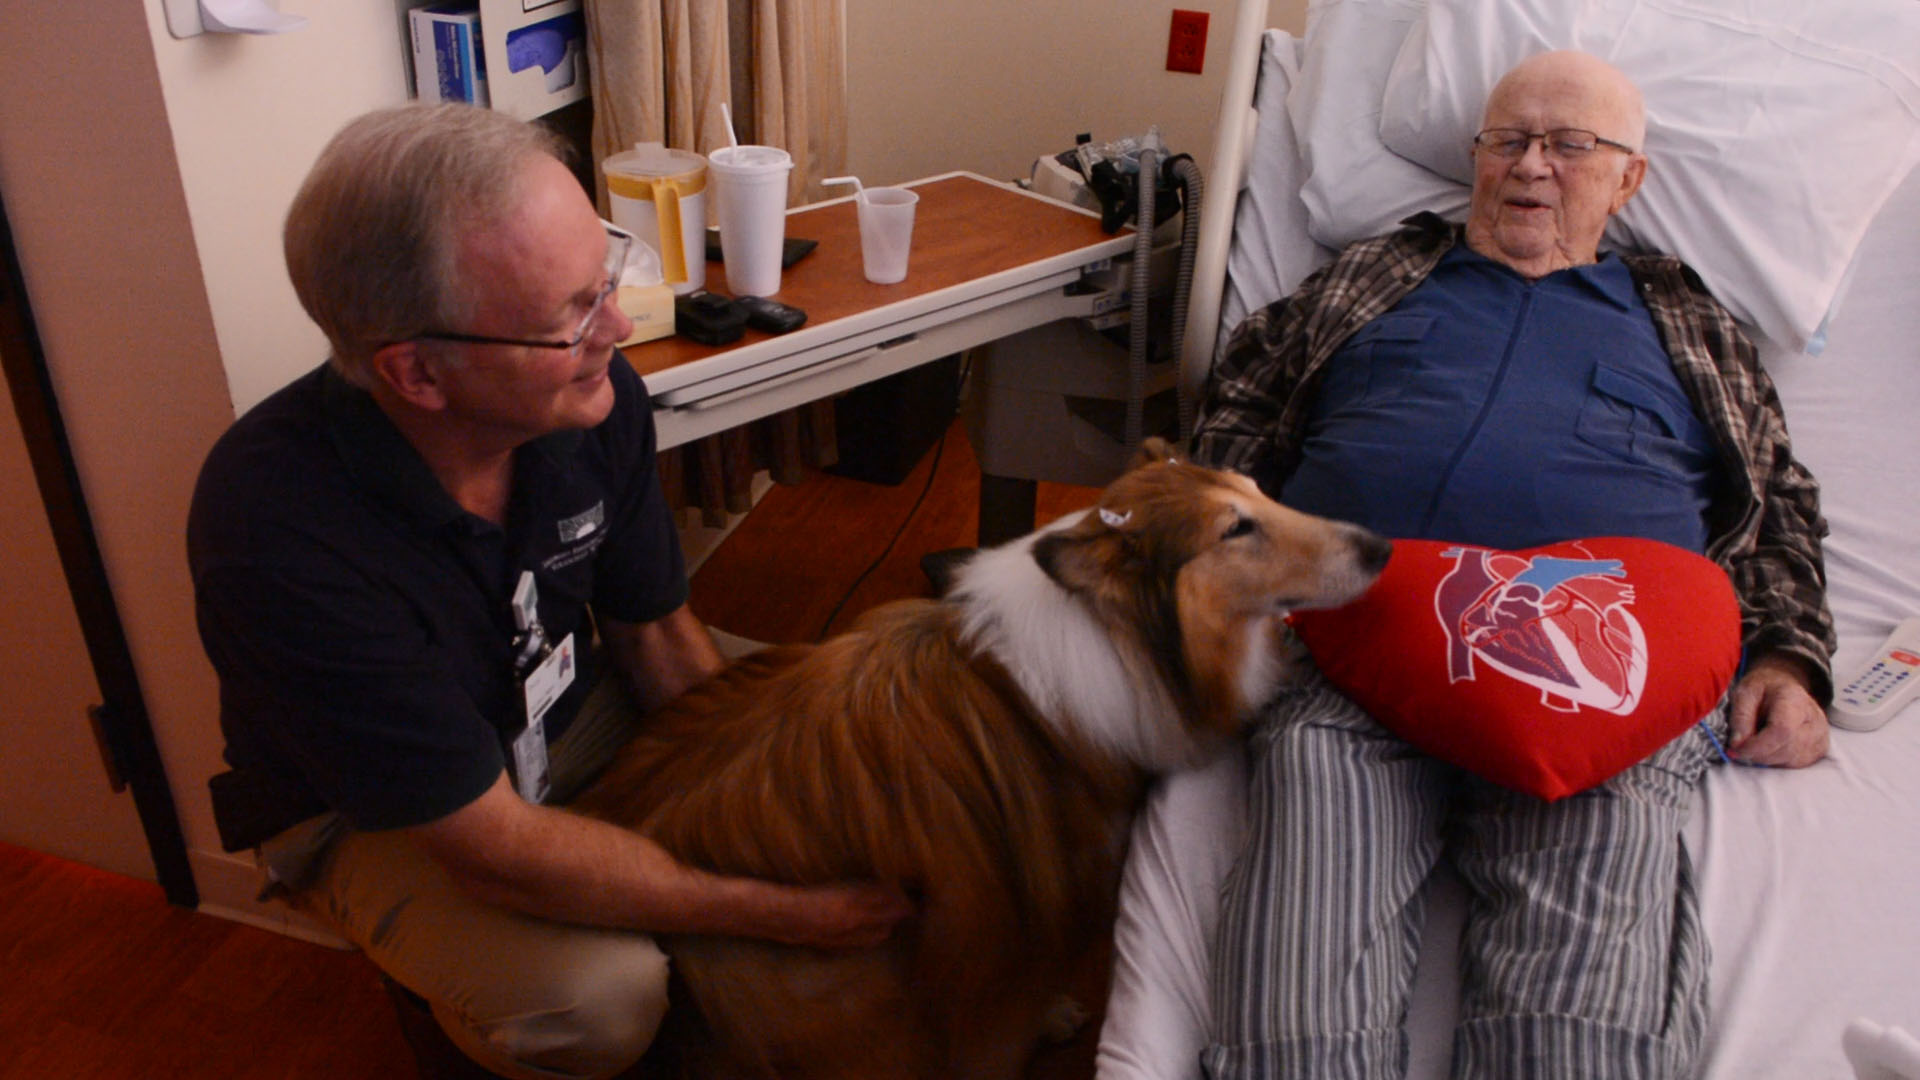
top-left (673, 291), bottom-right (748, 346)
top-left (733, 295), bottom-right (808, 334)
top-left (704, 229), bottom-right (819, 268)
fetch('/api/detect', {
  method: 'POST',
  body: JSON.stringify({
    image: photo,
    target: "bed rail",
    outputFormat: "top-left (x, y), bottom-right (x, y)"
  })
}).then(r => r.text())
top-left (1178, 0), bottom-right (1271, 412)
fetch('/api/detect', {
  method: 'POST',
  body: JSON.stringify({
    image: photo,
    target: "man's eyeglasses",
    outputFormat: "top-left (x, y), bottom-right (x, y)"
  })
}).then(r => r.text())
top-left (1472, 128), bottom-right (1637, 161)
top-left (415, 222), bottom-right (634, 354)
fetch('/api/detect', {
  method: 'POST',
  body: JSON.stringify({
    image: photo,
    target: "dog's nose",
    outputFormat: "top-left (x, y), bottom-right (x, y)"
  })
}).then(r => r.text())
top-left (1353, 529), bottom-right (1393, 574)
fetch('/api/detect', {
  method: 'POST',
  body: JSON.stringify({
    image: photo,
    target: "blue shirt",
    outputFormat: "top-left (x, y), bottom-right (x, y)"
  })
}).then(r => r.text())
top-left (1281, 246), bottom-right (1718, 551)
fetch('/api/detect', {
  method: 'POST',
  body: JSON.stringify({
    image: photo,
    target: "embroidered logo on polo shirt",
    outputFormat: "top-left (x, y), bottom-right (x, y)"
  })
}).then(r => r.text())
top-left (558, 502), bottom-right (604, 544)
top-left (543, 502), bottom-right (609, 572)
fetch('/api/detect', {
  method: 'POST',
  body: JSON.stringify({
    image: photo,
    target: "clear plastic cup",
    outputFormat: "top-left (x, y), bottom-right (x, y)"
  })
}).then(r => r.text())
top-left (855, 186), bottom-right (919, 284)
top-left (707, 145), bottom-right (793, 297)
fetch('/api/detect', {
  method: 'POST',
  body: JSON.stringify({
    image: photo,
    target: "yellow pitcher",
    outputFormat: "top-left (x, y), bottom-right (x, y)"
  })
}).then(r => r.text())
top-left (602, 144), bottom-right (707, 294)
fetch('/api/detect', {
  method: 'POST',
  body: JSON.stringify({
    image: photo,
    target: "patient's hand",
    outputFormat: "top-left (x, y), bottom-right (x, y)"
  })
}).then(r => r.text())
top-left (1727, 654), bottom-right (1829, 768)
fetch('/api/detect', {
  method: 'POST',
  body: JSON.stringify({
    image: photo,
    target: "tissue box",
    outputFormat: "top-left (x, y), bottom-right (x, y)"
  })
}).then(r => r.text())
top-left (616, 284), bottom-right (675, 347)
top-left (479, 0), bottom-right (589, 121)
top-left (409, 6), bottom-right (489, 107)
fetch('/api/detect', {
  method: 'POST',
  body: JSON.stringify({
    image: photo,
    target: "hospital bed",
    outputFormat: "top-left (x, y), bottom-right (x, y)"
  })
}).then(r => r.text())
top-left (1097, 1), bottom-right (1920, 1077)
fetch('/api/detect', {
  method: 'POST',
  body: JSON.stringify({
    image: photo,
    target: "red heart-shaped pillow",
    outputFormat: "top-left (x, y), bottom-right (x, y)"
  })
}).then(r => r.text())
top-left (1290, 537), bottom-right (1740, 801)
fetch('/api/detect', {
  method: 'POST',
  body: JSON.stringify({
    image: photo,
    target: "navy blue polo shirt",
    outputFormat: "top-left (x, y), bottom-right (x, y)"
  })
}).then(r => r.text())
top-left (1281, 246), bottom-right (1719, 551)
top-left (188, 354), bottom-right (686, 832)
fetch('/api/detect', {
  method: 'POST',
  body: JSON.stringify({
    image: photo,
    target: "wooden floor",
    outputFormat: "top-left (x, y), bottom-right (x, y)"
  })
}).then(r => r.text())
top-left (0, 839), bottom-right (404, 1078)
top-left (1, 416), bottom-right (1103, 1079)
top-left (690, 415), bottom-right (1097, 644)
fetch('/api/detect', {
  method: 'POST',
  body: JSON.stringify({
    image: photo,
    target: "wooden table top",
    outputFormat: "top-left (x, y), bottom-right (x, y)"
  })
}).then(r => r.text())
top-left (621, 172), bottom-right (1120, 382)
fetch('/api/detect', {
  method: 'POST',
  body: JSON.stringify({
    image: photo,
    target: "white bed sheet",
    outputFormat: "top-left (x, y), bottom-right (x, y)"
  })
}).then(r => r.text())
top-left (1098, 27), bottom-right (1920, 1080)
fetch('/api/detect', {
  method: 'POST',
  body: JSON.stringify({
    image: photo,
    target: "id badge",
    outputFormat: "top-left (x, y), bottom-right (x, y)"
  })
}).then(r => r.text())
top-left (511, 632), bottom-right (576, 804)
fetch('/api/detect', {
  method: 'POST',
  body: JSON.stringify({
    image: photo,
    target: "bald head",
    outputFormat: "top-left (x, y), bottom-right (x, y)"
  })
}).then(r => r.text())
top-left (1484, 51), bottom-right (1646, 151)
top-left (1465, 50), bottom-right (1649, 278)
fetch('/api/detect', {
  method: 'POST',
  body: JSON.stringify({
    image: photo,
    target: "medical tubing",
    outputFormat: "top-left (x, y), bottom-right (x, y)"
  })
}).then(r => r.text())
top-left (1128, 146), bottom-right (1158, 451)
top-left (1167, 156), bottom-right (1204, 440)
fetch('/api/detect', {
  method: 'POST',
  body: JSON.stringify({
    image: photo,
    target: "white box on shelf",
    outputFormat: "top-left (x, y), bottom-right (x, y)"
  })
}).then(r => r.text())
top-left (478, 0), bottom-right (589, 121)
top-left (408, 5), bottom-right (490, 107)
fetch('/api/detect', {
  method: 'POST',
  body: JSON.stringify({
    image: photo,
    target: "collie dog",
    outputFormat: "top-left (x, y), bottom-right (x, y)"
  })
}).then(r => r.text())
top-left (570, 439), bottom-right (1389, 1078)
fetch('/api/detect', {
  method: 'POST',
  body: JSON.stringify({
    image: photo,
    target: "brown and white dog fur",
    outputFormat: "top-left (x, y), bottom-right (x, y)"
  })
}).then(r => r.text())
top-left (569, 439), bottom-right (1390, 1079)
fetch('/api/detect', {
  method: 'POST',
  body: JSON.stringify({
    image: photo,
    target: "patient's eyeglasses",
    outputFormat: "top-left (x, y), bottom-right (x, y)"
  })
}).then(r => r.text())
top-left (414, 222), bottom-right (634, 355)
top-left (1473, 128), bottom-right (1637, 161)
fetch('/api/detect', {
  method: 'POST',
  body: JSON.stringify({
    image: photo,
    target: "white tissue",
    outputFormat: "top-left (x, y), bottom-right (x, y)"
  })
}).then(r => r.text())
top-left (620, 237), bottom-right (664, 289)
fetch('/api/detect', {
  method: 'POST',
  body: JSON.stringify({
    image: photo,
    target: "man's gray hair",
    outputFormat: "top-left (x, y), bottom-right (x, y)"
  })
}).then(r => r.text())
top-left (283, 103), bottom-right (569, 386)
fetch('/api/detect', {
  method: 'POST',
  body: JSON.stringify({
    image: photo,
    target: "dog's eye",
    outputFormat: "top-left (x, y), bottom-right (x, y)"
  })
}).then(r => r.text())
top-left (1223, 515), bottom-right (1257, 540)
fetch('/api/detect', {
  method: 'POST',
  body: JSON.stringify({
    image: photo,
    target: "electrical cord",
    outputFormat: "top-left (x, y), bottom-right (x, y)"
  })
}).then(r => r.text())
top-left (1126, 145), bottom-right (1157, 451)
top-left (1166, 155), bottom-right (1204, 441)
top-left (813, 364), bottom-right (961, 642)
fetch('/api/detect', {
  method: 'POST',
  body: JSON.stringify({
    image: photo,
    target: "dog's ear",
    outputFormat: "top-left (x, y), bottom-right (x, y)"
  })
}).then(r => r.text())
top-left (1130, 436), bottom-right (1187, 472)
top-left (1032, 511), bottom-right (1124, 595)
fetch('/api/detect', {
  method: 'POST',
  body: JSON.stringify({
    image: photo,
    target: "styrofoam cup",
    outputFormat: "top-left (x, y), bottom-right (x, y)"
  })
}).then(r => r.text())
top-left (855, 186), bottom-right (918, 284)
top-left (707, 145), bottom-right (793, 297)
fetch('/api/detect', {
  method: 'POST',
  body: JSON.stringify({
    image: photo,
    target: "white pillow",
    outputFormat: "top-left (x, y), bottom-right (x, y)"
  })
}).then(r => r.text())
top-left (1377, 0), bottom-right (1920, 353)
top-left (1289, 0), bottom-right (1466, 252)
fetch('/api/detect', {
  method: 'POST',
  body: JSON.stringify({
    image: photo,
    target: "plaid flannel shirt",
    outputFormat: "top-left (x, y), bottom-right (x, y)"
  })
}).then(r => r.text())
top-left (1193, 214), bottom-right (1836, 699)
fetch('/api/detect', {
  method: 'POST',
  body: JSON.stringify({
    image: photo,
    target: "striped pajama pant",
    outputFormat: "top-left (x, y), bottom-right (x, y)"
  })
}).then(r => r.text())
top-left (1203, 671), bottom-right (1725, 1080)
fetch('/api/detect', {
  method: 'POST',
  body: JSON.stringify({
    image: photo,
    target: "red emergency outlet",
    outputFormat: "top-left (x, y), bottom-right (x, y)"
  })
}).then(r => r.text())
top-left (1167, 9), bottom-right (1209, 74)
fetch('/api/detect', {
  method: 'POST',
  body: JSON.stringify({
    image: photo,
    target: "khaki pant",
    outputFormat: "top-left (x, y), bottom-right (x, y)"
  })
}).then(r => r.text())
top-left (262, 676), bottom-right (669, 1080)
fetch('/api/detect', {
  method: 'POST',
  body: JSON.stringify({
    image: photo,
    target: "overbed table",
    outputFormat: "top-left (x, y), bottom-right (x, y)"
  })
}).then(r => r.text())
top-left (623, 171), bottom-right (1133, 455)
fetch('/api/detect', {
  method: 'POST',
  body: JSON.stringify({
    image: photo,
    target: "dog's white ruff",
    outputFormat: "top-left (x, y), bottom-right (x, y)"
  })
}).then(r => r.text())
top-left (950, 513), bottom-right (1219, 774)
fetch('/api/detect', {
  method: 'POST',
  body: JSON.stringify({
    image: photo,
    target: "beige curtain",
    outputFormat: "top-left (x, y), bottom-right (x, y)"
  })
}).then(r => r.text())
top-left (745, 0), bottom-right (848, 204)
top-left (584, 0), bottom-right (850, 523)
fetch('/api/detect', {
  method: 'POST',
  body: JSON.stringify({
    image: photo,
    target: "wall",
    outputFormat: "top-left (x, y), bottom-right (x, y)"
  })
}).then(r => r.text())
top-left (149, 1), bottom-right (417, 415)
top-left (846, 0), bottom-right (1307, 187)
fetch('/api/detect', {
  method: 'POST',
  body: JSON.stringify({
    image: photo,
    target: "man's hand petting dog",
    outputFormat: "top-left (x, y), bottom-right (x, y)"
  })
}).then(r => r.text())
top-left (776, 880), bottom-right (916, 948)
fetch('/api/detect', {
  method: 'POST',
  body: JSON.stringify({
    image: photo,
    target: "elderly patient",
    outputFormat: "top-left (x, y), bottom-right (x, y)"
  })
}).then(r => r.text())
top-left (188, 104), bottom-right (909, 1080)
top-left (1193, 52), bottom-right (1835, 1078)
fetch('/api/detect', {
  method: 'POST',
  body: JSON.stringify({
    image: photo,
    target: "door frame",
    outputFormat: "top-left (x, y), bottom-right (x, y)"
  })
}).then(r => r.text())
top-left (0, 193), bottom-right (196, 907)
